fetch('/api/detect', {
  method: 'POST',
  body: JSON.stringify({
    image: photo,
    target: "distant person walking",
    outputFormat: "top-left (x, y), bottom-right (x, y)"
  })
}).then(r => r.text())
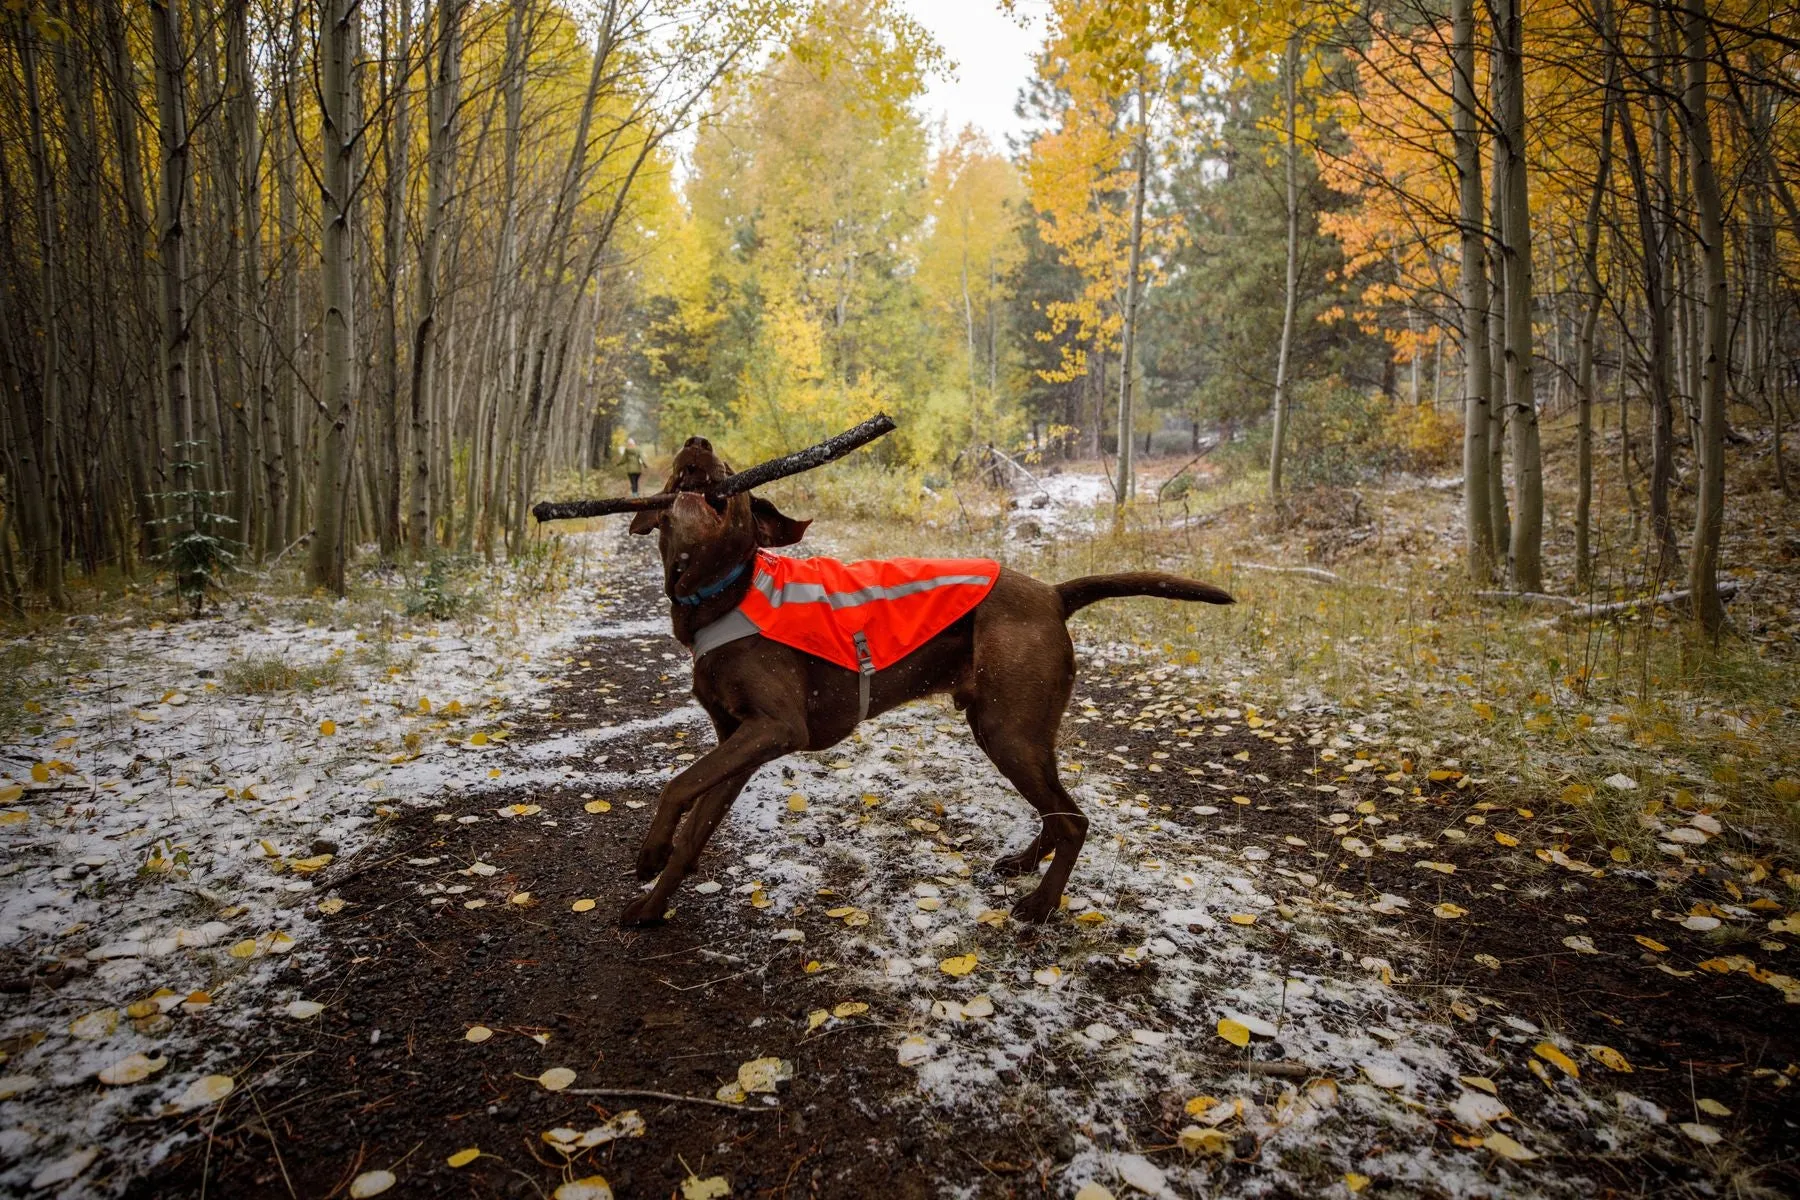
top-left (620, 438), bottom-right (647, 496)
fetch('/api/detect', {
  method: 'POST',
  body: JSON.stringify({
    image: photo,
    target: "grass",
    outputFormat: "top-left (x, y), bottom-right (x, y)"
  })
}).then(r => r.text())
top-left (224, 653), bottom-right (349, 695)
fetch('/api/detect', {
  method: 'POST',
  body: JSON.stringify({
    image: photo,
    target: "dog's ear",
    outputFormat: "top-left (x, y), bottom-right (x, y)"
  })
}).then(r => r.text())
top-left (628, 500), bottom-right (669, 536)
top-left (750, 497), bottom-right (810, 547)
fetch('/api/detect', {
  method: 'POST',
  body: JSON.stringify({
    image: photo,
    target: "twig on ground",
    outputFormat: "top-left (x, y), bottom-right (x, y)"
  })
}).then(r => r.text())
top-left (561, 1088), bottom-right (777, 1113)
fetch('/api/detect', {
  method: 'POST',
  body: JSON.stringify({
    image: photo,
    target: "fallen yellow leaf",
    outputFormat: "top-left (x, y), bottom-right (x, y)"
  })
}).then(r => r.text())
top-left (1533, 1042), bottom-right (1580, 1079)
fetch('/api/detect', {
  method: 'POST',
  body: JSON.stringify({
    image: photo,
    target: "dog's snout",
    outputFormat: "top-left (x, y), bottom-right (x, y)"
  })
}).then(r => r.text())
top-left (683, 436), bottom-right (712, 452)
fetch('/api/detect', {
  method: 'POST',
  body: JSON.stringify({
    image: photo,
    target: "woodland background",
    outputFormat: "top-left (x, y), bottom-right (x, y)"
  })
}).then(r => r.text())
top-left (0, 0), bottom-right (1795, 626)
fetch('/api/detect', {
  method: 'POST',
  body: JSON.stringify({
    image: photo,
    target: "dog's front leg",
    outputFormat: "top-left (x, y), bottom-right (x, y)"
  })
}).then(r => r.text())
top-left (621, 717), bottom-right (802, 926)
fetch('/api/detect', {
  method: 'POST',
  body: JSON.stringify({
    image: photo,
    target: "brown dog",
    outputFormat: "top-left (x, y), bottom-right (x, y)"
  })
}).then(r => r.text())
top-left (618, 437), bottom-right (1233, 927)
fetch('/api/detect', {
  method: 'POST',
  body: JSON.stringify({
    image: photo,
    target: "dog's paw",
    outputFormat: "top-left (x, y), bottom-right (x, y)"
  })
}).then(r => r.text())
top-left (993, 847), bottom-right (1046, 877)
top-left (619, 895), bottom-right (668, 927)
top-left (1010, 889), bottom-right (1060, 924)
top-left (635, 842), bottom-right (672, 881)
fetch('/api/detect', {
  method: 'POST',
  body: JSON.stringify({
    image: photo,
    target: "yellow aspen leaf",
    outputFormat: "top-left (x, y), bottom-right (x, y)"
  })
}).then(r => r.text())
top-left (469, 732), bottom-right (489, 746)
top-left (1633, 935), bottom-right (1669, 952)
top-left (1482, 1132), bottom-right (1538, 1161)
top-left (538, 1067), bottom-right (576, 1091)
top-left (1228, 913), bottom-right (1257, 926)
top-left (1493, 832), bottom-right (1519, 848)
top-left (1074, 910), bottom-right (1107, 924)
top-left (1471, 702), bottom-right (1495, 721)
top-left (1697, 1098), bottom-right (1730, 1117)
top-left (1345, 1173), bottom-right (1371, 1193)
top-left (69, 1009), bottom-right (119, 1039)
top-left (31, 764), bottom-right (51, 783)
top-left (1560, 783), bottom-right (1594, 806)
top-left (319, 720), bottom-right (336, 736)
top-left (571, 899), bottom-right (596, 913)
top-left (1587, 1045), bottom-right (1632, 1072)
top-left (584, 799), bottom-right (611, 813)
top-left (938, 954), bottom-right (977, 977)
top-left (465, 1025), bottom-right (493, 1043)
top-left (98, 1053), bottom-right (167, 1085)
top-left (787, 795), bottom-right (808, 812)
top-left (1459, 1075), bottom-right (1498, 1095)
top-left (177, 1075), bottom-right (235, 1108)
top-left (1179, 1126), bottom-right (1231, 1154)
top-left (1533, 1042), bottom-right (1580, 1079)
top-left (447, 1148), bottom-right (480, 1168)
top-left (1217, 1018), bottom-right (1251, 1047)
top-left (1433, 903), bottom-right (1468, 919)
top-left (832, 1002), bottom-right (869, 1018)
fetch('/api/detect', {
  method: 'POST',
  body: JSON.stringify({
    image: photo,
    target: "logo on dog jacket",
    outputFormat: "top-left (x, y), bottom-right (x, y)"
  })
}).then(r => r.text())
top-left (732, 550), bottom-right (998, 673)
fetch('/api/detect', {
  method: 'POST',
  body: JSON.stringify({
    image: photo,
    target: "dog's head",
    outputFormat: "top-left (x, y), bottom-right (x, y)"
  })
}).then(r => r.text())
top-left (630, 437), bottom-right (810, 602)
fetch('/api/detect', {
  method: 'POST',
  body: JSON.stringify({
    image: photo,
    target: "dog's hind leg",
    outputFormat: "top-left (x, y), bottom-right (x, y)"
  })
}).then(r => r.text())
top-left (973, 720), bottom-right (1088, 923)
top-left (962, 619), bottom-right (1085, 922)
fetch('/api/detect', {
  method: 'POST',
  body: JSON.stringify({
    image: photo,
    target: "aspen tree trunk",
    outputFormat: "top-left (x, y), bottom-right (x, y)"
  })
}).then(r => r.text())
top-left (149, 0), bottom-right (192, 562)
top-left (1574, 85), bottom-right (1613, 590)
top-left (1114, 77), bottom-right (1148, 512)
top-left (102, 0), bottom-right (165, 555)
top-left (1268, 32), bottom-right (1300, 503)
top-left (16, 14), bottom-right (67, 606)
top-left (277, 51), bottom-right (305, 549)
top-left (309, 0), bottom-right (359, 593)
top-left (1452, 0), bottom-right (1493, 579)
top-left (1645, 11), bottom-right (1681, 578)
top-left (1496, 0), bottom-right (1542, 592)
top-left (226, 0), bottom-right (270, 557)
top-left (1682, 0), bottom-right (1727, 633)
top-left (411, 0), bottom-right (460, 556)
top-left (1486, 127), bottom-right (1511, 556)
top-left (377, 0), bottom-right (412, 558)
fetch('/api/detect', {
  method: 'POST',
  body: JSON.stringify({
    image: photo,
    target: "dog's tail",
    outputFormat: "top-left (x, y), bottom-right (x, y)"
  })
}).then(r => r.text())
top-left (1056, 573), bottom-right (1234, 619)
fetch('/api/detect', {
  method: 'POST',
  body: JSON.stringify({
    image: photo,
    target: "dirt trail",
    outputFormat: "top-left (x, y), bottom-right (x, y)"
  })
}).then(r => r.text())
top-left (125, 539), bottom-right (1798, 1199)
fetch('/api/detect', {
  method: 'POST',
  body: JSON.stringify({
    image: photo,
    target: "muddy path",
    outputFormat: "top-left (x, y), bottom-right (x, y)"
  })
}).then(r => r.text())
top-left (129, 538), bottom-right (1799, 1199)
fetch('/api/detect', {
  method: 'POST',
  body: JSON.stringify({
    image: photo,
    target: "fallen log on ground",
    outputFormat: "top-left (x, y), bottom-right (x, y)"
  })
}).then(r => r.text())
top-left (1476, 580), bottom-right (1743, 619)
top-left (1557, 579), bottom-right (1742, 621)
top-left (1473, 590), bottom-right (1580, 609)
top-left (1231, 562), bottom-right (1346, 584)
top-left (1230, 561), bottom-right (1404, 592)
top-left (531, 413), bottom-right (897, 523)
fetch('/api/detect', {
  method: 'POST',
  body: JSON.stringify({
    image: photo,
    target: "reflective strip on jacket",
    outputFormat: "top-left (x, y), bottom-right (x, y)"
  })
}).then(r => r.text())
top-left (733, 550), bottom-right (1000, 673)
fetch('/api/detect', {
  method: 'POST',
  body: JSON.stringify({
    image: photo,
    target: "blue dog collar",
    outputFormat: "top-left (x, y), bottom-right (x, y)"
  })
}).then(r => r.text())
top-left (674, 559), bottom-right (748, 607)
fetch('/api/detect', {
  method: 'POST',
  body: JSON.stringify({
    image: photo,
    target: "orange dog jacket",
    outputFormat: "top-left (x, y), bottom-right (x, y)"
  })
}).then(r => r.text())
top-left (690, 551), bottom-right (999, 721)
top-left (737, 550), bottom-right (999, 672)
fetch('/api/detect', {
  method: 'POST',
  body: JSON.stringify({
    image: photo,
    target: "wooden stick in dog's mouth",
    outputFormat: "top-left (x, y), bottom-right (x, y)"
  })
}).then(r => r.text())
top-left (530, 413), bottom-right (897, 523)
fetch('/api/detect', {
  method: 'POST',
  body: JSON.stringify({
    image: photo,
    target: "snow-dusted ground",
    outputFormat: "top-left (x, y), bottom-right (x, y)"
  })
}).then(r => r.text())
top-left (1, 487), bottom-right (1728, 1198)
top-left (0, 538), bottom-right (627, 1196)
top-left (687, 680), bottom-right (1675, 1198)
top-left (1008, 471), bottom-right (1113, 542)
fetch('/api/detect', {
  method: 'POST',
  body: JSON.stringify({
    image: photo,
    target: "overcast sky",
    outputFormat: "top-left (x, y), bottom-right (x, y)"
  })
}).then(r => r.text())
top-left (900, 0), bottom-right (1046, 153)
